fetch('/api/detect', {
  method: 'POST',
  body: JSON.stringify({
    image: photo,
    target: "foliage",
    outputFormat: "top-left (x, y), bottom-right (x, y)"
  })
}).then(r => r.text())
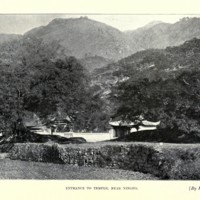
top-left (0, 36), bottom-right (109, 136)
top-left (111, 38), bottom-right (200, 139)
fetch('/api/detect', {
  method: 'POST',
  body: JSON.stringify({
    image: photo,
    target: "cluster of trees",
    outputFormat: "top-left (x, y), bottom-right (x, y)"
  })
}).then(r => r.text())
top-left (0, 36), bottom-right (109, 137)
top-left (110, 38), bottom-right (200, 140)
top-left (113, 72), bottom-right (200, 133)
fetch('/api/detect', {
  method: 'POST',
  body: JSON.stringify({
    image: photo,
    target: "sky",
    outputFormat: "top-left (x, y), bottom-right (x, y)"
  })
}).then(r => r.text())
top-left (0, 14), bottom-right (200, 34)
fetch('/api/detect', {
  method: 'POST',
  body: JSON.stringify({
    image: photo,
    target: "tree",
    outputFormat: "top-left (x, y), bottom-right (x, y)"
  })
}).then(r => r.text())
top-left (0, 36), bottom-right (65, 136)
top-left (112, 70), bottom-right (200, 138)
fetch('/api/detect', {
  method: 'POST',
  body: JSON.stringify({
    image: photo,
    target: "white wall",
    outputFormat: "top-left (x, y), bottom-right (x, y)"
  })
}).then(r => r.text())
top-left (54, 132), bottom-right (115, 142)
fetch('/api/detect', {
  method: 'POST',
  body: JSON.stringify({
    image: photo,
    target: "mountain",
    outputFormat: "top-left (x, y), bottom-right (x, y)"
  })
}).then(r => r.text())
top-left (25, 17), bottom-right (134, 61)
top-left (20, 17), bottom-right (200, 72)
top-left (92, 37), bottom-right (200, 103)
top-left (126, 23), bottom-right (171, 50)
top-left (2, 17), bottom-right (200, 61)
top-left (79, 55), bottom-right (113, 72)
top-left (0, 34), bottom-right (22, 44)
top-left (127, 17), bottom-right (200, 50)
top-left (125, 20), bottom-right (163, 34)
top-left (2, 16), bottom-right (200, 73)
top-left (107, 37), bottom-right (200, 138)
top-left (142, 20), bottom-right (163, 29)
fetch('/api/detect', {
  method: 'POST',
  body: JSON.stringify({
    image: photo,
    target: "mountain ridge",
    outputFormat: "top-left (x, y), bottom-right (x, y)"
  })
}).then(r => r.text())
top-left (0, 33), bottom-right (22, 45)
top-left (2, 17), bottom-right (200, 72)
top-left (127, 17), bottom-right (200, 50)
top-left (25, 17), bottom-right (134, 61)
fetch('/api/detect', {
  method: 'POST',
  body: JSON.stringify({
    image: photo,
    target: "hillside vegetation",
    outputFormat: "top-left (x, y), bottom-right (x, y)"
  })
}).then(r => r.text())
top-left (0, 36), bottom-right (109, 137)
top-left (0, 34), bottom-right (22, 45)
top-left (127, 17), bottom-right (200, 50)
top-left (92, 38), bottom-right (200, 141)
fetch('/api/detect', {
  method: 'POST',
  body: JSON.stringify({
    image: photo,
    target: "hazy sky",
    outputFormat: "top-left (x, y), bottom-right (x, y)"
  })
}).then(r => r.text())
top-left (0, 14), bottom-right (200, 34)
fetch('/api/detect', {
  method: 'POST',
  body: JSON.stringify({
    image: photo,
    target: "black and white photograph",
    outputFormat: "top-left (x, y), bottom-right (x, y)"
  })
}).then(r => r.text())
top-left (1, 11), bottom-right (200, 182)
top-left (1, 1), bottom-right (200, 200)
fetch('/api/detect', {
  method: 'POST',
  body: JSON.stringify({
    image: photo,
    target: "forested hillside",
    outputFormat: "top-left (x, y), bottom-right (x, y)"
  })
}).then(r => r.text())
top-left (0, 36), bottom-right (109, 135)
top-left (98, 38), bottom-right (200, 140)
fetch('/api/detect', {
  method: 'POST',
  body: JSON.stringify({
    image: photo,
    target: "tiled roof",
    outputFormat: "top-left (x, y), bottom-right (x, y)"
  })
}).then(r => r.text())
top-left (109, 120), bottom-right (160, 127)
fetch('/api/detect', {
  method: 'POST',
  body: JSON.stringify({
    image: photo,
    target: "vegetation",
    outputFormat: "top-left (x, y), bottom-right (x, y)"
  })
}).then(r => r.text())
top-left (0, 36), bottom-right (109, 139)
top-left (109, 38), bottom-right (200, 141)
top-left (1, 21), bottom-right (200, 143)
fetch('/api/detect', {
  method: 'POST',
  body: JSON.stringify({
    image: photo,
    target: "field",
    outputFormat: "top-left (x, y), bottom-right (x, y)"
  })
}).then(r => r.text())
top-left (0, 158), bottom-right (157, 180)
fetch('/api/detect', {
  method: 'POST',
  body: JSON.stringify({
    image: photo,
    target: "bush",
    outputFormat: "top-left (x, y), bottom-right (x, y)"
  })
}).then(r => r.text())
top-left (10, 143), bottom-right (64, 163)
top-left (167, 158), bottom-right (200, 180)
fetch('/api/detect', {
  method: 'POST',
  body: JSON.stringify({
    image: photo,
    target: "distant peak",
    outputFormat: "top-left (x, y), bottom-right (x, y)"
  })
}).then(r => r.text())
top-left (48, 18), bottom-right (71, 24)
top-left (48, 16), bottom-right (91, 25)
top-left (143, 20), bottom-right (164, 29)
top-left (126, 20), bottom-right (166, 32)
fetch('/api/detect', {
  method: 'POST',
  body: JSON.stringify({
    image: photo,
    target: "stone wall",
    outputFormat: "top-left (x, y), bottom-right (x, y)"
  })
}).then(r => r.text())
top-left (9, 142), bottom-right (200, 179)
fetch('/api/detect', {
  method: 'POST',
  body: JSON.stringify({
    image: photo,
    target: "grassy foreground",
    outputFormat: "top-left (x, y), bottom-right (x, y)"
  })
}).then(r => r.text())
top-left (0, 158), bottom-right (158, 180)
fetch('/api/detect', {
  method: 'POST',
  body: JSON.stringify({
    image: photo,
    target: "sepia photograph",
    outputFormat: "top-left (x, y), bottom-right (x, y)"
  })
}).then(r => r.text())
top-left (0, 13), bottom-right (200, 182)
